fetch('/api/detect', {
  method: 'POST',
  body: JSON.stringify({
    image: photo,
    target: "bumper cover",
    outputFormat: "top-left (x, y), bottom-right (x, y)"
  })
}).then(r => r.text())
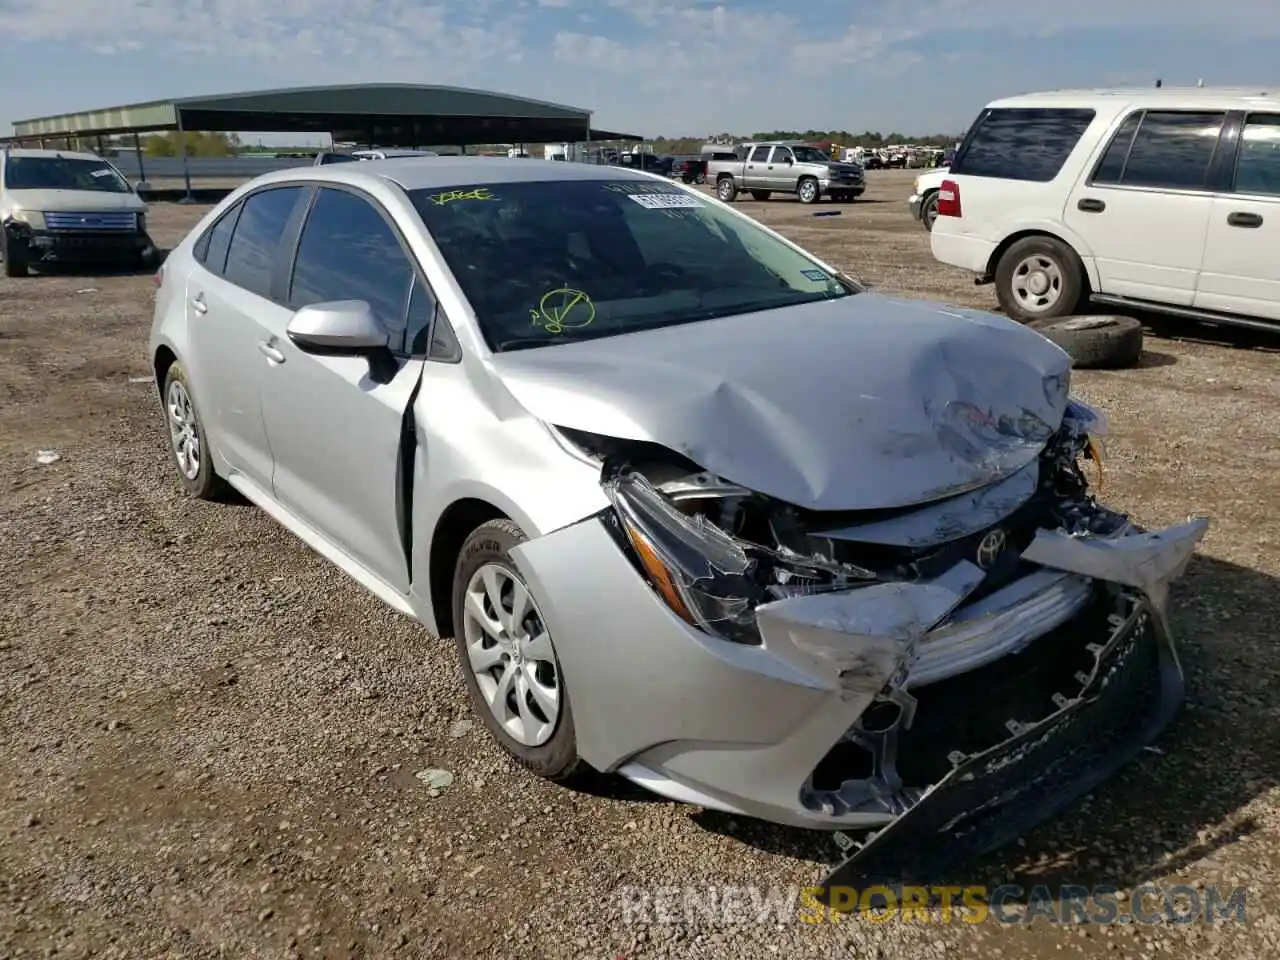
top-left (7, 223), bottom-right (153, 264)
top-left (908, 193), bottom-right (924, 219)
top-left (511, 514), bottom-right (1206, 842)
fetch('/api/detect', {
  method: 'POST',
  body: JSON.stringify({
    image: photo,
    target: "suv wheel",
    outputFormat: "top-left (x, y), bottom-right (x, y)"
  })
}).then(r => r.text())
top-left (994, 236), bottom-right (1085, 322)
top-left (452, 519), bottom-right (583, 782)
top-left (797, 178), bottom-right (820, 204)
top-left (921, 192), bottom-right (940, 231)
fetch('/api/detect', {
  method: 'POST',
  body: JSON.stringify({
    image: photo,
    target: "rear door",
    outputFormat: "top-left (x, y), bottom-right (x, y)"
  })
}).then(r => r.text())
top-left (256, 185), bottom-right (431, 594)
top-left (184, 185), bottom-right (307, 488)
top-left (767, 146), bottom-right (797, 192)
top-left (743, 145), bottom-right (771, 190)
top-left (1196, 112), bottom-right (1280, 321)
top-left (1063, 109), bottom-right (1224, 305)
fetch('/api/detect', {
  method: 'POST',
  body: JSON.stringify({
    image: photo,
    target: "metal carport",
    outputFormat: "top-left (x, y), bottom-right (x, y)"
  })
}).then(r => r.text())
top-left (4, 83), bottom-right (640, 197)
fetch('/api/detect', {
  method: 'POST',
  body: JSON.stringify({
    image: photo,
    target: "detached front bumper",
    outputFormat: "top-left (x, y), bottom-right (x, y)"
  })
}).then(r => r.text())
top-left (511, 515), bottom-right (1207, 834)
top-left (5, 221), bottom-right (155, 265)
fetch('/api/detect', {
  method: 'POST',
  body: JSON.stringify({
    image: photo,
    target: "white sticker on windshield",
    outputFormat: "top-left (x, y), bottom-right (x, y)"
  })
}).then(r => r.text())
top-left (90, 168), bottom-right (114, 177)
top-left (627, 193), bottom-right (704, 209)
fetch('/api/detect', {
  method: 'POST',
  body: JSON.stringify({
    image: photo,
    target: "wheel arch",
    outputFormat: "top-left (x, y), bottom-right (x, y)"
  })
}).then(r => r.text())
top-left (984, 227), bottom-right (1098, 292)
top-left (428, 497), bottom-right (511, 639)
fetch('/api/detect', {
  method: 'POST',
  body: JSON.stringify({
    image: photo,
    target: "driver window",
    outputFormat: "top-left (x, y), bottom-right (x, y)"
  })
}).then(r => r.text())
top-left (770, 147), bottom-right (793, 164)
top-left (289, 187), bottom-right (416, 353)
top-left (749, 145), bottom-right (771, 162)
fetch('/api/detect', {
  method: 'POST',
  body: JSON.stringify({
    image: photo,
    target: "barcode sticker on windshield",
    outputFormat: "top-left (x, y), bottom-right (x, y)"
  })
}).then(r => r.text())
top-left (627, 193), bottom-right (703, 209)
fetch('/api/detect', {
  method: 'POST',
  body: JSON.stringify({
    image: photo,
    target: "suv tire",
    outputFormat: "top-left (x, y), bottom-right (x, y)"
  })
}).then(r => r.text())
top-left (994, 235), bottom-right (1085, 322)
top-left (797, 177), bottom-right (820, 204)
top-left (1026, 315), bottom-right (1143, 369)
top-left (921, 192), bottom-right (940, 231)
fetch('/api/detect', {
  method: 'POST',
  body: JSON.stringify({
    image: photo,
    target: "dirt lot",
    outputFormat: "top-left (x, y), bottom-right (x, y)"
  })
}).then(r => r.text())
top-left (3, 169), bottom-right (1280, 959)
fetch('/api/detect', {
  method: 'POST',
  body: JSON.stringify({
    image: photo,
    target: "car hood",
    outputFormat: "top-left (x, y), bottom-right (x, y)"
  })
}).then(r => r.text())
top-left (490, 294), bottom-right (1072, 512)
top-left (4, 188), bottom-right (145, 213)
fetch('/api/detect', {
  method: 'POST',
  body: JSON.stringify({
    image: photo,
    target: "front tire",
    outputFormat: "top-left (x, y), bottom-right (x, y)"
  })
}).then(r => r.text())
top-left (161, 362), bottom-right (228, 500)
top-left (452, 518), bottom-right (582, 782)
top-left (797, 177), bottom-right (820, 204)
top-left (994, 235), bottom-right (1085, 322)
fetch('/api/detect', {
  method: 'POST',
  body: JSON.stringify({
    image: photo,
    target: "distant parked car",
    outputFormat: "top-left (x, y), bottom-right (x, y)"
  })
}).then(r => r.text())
top-left (708, 141), bottom-right (864, 204)
top-left (1, 147), bottom-right (158, 277)
top-left (315, 149), bottom-right (439, 166)
top-left (616, 153), bottom-right (674, 177)
top-left (669, 155), bottom-right (707, 184)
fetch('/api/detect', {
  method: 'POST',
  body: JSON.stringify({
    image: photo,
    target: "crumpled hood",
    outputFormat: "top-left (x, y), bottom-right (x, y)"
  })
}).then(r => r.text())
top-left (490, 294), bottom-right (1072, 511)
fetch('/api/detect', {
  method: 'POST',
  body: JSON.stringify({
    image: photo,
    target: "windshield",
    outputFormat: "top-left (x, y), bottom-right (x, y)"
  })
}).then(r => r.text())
top-left (410, 179), bottom-right (858, 352)
top-left (3, 156), bottom-right (132, 193)
top-left (791, 147), bottom-right (831, 163)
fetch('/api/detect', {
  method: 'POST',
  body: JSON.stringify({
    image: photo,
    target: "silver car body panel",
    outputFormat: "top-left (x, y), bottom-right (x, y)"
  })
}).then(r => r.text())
top-left (150, 156), bottom-right (1210, 840)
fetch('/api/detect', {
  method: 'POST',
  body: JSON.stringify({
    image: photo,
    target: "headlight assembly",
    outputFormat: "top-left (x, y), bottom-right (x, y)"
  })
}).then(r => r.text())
top-left (605, 470), bottom-right (765, 645)
top-left (9, 209), bottom-right (46, 231)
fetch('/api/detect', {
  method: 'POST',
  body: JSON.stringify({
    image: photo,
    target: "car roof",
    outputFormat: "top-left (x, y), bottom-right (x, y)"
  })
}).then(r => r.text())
top-left (3, 147), bottom-right (107, 162)
top-left (987, 86), bottom-right (1280, 111)
top-left (248, 156), bottom-right (669, 192)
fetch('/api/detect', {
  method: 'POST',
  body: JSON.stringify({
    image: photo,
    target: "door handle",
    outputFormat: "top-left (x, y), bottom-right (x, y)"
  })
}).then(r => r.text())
top-left (256, 340), bottom-right (286, 364)
top-left (1227, 211), bottom-right (1263, 228)
top-left (1076, 197), bottom-right (1106, 213)
top-left (190, 293), bottom-right (208, 314)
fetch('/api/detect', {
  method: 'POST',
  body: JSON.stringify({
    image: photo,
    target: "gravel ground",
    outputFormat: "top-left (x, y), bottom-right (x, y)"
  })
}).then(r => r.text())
top-left (3, 169), bottom-right (1279, 959)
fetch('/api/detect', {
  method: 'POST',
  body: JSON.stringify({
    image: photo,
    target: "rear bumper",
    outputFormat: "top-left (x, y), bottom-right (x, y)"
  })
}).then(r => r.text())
top-left (930, 229), bottom-right (998, 274)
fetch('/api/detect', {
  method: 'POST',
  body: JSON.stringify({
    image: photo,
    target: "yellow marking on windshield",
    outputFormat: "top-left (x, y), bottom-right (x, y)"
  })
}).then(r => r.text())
top-left (530, 287), bottom-right (596, 334)
top-left (428, 187), bottom-right (496, 205)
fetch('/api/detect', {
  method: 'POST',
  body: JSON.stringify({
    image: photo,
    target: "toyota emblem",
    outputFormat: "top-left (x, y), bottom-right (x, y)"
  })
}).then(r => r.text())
top-left (975, 528), bottom-right (1008, 569)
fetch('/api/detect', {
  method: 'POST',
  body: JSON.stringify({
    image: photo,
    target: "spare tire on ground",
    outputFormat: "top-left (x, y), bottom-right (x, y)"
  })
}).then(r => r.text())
top-left (1025, 315), bottom-right (1143, 369)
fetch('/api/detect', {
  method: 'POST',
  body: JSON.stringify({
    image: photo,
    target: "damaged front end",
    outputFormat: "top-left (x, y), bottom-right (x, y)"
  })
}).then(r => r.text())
top-left (551, 397), bottom-right (1207, 881)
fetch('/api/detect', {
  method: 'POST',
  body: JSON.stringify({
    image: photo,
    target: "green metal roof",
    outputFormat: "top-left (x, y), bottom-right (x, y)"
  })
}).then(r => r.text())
top-left (8, 84), bottom-right (640, 145)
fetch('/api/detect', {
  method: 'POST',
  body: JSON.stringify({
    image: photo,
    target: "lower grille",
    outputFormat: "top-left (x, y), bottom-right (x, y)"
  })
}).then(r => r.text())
top-left (44, 211), bottom-right (137, 232)
top-left (817, 593), bottom-right (1180, 891)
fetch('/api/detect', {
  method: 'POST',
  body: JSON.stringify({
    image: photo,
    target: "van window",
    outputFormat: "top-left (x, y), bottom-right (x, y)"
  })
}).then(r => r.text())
top-left (951, 108), bottom-right (1096, 182)
top-left (1235, 114), bottom-right (1280, 197)
top-left (1114, 111), bottom-right (1225, 191)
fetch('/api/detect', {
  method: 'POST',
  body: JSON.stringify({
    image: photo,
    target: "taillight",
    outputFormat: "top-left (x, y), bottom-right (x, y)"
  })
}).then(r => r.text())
top-left (936, 178), bottom-right (961, 218)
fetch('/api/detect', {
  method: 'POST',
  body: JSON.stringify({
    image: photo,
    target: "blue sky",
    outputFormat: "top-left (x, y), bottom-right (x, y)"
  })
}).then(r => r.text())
top-left (1, 0), bottom-right (1275, 142)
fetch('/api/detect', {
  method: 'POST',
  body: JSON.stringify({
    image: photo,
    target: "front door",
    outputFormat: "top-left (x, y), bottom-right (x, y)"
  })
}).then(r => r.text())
top-left (257, 185), bottom-right (432, 594)
top-left (1063, 109), bottom-right (1224, 306)
top-left (1195, 112), bottom-right (1280, 322)
top-left (185, 185), bottom-right (306, 488)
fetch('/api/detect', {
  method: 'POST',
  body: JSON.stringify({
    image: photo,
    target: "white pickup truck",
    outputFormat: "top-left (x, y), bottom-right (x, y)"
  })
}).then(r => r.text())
top-left (907, 167), bottom-right (950, 231)
top-left (707, 141), bottom-right (865, 204)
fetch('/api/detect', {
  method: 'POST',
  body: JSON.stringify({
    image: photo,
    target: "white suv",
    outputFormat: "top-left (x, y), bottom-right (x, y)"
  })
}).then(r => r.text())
top-left (930, 88), bottom-right (1280, 327)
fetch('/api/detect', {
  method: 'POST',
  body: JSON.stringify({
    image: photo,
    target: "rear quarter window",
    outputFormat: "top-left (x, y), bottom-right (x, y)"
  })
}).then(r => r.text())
top-left (951, 108), bottom-right (1097, 182)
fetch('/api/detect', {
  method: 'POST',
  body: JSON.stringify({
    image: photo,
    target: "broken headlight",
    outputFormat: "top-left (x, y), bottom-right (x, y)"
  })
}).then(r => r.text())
top-left (605, 470), bottom-right (766, 645)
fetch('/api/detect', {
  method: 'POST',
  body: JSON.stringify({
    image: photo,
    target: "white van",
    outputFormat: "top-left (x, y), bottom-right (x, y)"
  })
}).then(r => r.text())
top-left (1, 148), bottom-right (157, 277)
top-left (930, 87), bottom-right (1280, 327)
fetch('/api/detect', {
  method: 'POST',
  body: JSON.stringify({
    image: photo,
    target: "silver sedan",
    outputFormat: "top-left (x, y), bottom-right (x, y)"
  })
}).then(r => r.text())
top-left (150, 157), bottom-right (1206, 875)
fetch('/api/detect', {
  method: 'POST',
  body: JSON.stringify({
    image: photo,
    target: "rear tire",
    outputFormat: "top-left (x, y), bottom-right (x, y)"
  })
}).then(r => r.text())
top-left (716, 177), bottom-right (738, 202)
top-left (921, 192), bottom-right (940, 231)
top-left (161, 362), bottom-right (228, 500)
top-left (994, 235), bottom-right (1085, 322)
top-left (1026, 315), bottom-right (1144, 369)
top-left (452, 518), bottom-right (584, 782)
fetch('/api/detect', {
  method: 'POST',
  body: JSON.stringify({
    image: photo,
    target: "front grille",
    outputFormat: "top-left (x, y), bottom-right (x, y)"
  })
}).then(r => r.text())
top-left (44, 211), bottom-right (137, 232)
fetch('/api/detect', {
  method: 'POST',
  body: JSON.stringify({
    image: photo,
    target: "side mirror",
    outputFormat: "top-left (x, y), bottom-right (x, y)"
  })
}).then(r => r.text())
top-left (287, 300), bottom-right (389, 355)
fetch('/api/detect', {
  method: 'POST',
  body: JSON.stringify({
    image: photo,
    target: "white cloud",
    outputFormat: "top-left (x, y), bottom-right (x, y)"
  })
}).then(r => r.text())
top-left (0, 0), bottom-right (1275, 136)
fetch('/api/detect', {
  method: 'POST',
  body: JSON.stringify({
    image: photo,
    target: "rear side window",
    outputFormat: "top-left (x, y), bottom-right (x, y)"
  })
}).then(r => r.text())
top-left (1235, 114), bottom-right (1280, 197)
top-left (951, 108), bottom-right (1096, 181)
top-left (749, 146), bottom-right (771, 162)
top-left (194, 203), bottom-right (242, 275)
top-left (1090, 112), bottom-right (1144, 184)
top-left (223, 186), bottom-right (304, 299)
top-left (1112, 111), bottom-right (1225, 190)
